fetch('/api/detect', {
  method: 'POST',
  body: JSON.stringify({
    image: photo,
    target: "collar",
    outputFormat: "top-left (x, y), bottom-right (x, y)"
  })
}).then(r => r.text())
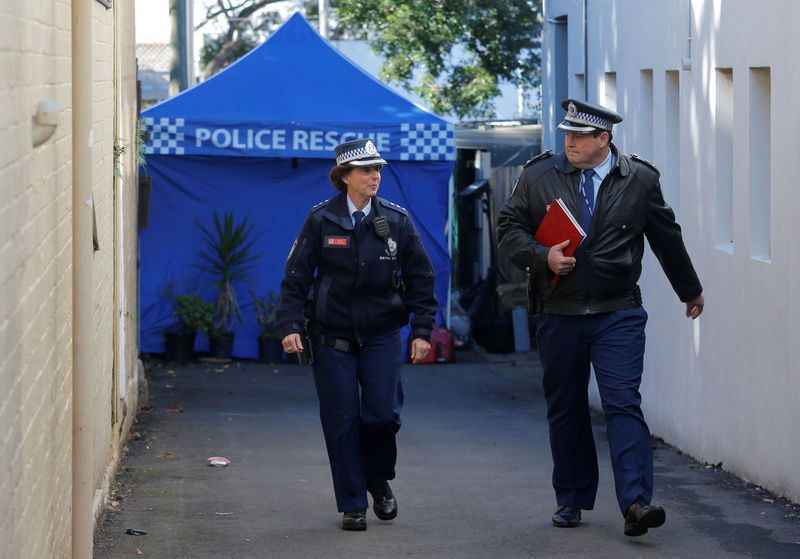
top-left (555, 143), bottom-right (629, 176)
top-left (593, 148), bottom-right (615, 181)
top-left (347, 196), bottom-right (372, 218)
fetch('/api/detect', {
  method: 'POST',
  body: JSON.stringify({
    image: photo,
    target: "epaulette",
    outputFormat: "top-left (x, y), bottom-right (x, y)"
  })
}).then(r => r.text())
top-left (378, 198), bottom-right (408, 215)
top-left (523, 150), bottom-right (553, 169)
top-left (630, 153), bottom-right (659, 173)
top-left (310, 198), bottom-right (331, 212)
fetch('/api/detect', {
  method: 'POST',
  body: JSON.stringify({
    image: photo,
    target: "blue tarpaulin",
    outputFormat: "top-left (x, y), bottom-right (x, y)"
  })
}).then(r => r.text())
top-left (139, 12), bottom-right (455, 359)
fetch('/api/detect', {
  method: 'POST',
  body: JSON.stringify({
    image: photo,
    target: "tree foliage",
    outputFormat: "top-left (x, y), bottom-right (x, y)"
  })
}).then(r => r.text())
top-left (197, 0), bottom-right (288, 78)
top-left (335, 0), bottom-right (542, 119)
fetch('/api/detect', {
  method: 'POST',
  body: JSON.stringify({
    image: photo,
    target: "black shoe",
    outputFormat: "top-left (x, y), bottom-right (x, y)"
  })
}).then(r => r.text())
top-left (367, 481), bottom-right (398, 521)
top-left (624, 499), bottom-right (665, 537)
top-left (341, 509), bottom-right (367, 531)
top-left (552, 506), bottom-right (581, 527)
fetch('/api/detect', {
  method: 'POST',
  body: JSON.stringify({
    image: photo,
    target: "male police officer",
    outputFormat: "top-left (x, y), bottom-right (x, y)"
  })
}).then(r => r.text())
top-left (496, 99), bottom-right (704, 536)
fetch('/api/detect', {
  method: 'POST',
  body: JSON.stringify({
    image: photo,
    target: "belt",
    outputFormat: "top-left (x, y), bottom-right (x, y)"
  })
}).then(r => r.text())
top-left (311, 333), bottom-right (358, 354)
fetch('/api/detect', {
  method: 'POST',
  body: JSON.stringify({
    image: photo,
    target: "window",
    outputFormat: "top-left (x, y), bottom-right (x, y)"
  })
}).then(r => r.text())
top-left (749, 67), bottom-right (771, 262)
top-left (639, 69), bottom-right (654, 159)
top-left (715, 68), bottom-right (734, 252)
top-left (664, 70), bottom-right (680, 217)
top-left (604, 72), bottom-right (617, 112)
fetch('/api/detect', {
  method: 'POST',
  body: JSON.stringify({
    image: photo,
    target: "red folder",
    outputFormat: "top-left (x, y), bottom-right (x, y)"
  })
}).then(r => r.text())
top-left (533, 198), bottom-right (586, 285)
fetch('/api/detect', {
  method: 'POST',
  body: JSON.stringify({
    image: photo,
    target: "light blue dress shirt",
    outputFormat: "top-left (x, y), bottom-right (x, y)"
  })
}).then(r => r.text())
top-left (347, 197), bottom-right (372, 226)
top-left (583, 149), bottom-right (616, 209)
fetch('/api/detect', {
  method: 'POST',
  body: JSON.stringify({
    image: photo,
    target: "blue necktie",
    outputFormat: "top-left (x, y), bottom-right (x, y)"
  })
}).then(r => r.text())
top-left (353, 210), bottom-right (365, 234)
top-left (580, 169), bottom-right (596, 230)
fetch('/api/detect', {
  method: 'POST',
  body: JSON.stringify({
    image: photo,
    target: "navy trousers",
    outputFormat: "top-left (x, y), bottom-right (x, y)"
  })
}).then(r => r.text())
top-left (536, 307), bottom-right (652, 515)
top-left (311, 328), bottom-right (404, 512)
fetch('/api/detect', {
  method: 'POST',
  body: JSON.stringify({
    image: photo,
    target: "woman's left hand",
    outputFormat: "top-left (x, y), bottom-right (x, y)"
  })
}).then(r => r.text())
top-left (281, 333), bottom-right (303, 354)
top-left (409, 337), bottom-right (431, 364)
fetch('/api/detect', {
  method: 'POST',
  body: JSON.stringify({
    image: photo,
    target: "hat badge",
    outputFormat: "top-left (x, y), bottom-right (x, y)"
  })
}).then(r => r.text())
top-left (567, 102), bottom-right (578, 117)
top-left (365, 140), bottom-right (377, 154)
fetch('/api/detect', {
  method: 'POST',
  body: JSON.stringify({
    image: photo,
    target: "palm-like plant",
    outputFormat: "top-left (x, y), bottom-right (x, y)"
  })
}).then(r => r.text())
top-left (194, 209), bottom-right (262, 335)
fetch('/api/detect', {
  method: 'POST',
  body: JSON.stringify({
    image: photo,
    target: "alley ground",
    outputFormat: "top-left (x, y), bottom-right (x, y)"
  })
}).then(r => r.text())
top-left (93, 350), bottom-right (800, 558)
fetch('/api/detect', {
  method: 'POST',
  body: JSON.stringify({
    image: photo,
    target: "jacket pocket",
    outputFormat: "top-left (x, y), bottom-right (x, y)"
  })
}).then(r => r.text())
top-left (315, 275), bottom-right (333, 322)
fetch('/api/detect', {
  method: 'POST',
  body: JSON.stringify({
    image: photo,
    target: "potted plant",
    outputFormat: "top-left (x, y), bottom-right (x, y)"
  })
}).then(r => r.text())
top-left (252, 290), bottom-right (283, 363)
top-left (164, 294), bottom-right (215, 363)
top-left (194, 209), bottom-right (262, 359)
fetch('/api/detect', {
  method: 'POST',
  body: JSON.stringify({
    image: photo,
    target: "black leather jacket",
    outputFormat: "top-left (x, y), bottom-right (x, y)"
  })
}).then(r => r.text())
top-left (496, 144), bottom-right (702, 315)
top-left (277, 191), bottom-right (437, 343)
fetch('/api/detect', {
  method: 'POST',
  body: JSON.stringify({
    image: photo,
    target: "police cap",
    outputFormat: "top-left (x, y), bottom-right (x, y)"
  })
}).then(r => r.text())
top-left (334, 138), bottom-right (388, 167)
top-left (557, 99), bottom-right (622, 135)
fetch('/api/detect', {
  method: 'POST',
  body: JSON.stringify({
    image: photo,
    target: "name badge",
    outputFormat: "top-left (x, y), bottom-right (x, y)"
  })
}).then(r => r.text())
top-left (325, 236), bottom-right (349, 248)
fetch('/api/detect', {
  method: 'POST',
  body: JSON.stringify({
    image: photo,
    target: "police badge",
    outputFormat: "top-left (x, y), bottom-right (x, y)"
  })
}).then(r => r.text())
top-left (385, 238), bottom-right (397, 257)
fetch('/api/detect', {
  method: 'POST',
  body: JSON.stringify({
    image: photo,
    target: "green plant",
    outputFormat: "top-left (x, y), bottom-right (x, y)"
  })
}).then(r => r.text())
top-left (113, 136), bottom-right (127, 178)
top-left (194, 209), bottom-right (263, 335)
top-left (113, 121), bottom-right (148, 178)
top-left (251, 290), bottom-right (282, 340)
top-left (135, 119), bottom-right (148, 171)
top-left (172, 294), bottom-right (215, 334)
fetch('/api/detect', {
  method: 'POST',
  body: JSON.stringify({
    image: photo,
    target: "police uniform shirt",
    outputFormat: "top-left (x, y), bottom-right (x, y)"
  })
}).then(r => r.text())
top-left (346, 197), bottom-right (373, 225)
top-left (584, 148), bottom-right (616, 206)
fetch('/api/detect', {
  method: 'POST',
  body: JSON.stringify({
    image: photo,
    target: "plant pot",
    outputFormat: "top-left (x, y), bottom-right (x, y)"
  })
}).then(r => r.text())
top-left (164, 330), bottom-right (196, 363)
top-left (258, 335), bottom-right (284, 364)
top-left (208, 332), bottom-right (235, 359)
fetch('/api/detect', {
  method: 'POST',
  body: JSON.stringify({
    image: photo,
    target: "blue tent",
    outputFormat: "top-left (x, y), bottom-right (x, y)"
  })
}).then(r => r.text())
top-left (139, 12), bottom-right (455, 359)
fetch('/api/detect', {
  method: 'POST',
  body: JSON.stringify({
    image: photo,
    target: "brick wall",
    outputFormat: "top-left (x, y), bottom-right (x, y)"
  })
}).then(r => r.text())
top-left (0, 1), bottom-right (139, 557)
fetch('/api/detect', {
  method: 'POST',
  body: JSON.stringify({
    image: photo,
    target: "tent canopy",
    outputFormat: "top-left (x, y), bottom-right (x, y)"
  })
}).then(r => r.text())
top-left (143, 11), bottom-right (454, 161)
top-left (139, 12), bottom-right (455, 359)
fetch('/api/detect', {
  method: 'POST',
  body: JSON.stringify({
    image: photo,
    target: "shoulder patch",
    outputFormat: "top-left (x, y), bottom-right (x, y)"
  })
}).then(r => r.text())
top-left (630, 153), bottom-right (659, 173)
top-left (523, 150), bottom-right (553, 169)
top-left (378, 198), bottom-right (409, 216)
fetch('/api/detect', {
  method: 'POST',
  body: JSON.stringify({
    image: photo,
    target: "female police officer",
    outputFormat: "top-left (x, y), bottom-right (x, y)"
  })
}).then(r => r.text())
top-left (276, 138), bottom-right (437, 531)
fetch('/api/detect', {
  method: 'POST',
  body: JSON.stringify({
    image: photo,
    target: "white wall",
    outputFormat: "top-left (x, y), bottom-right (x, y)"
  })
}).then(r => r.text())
top-left (542, 0), bottom-right (800, 502)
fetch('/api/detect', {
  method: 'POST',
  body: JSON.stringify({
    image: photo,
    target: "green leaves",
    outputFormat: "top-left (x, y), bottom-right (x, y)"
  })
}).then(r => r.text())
top-left (336, 0), bottom-right (542, 119)
top-left (251, 290), bottom-right (282, 339)
top-left (193, 209), bottom-right (263, 334)
top-left (172, 295), bottom-right (215, 334)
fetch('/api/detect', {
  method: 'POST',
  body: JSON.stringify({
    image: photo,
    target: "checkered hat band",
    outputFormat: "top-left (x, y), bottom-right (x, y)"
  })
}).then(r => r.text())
top-left (568, 111), bottom-right (612, 130)
top-left (337, 146), bottom-right (381, 165)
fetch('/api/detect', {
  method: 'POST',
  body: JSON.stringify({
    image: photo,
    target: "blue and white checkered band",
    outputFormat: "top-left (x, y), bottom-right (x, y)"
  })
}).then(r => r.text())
top-left (336, 139), bottom-right (380, 165)
top-left (143, 117), bottom-right (185, 154)
top-left (565, 102), bottom-right (612, 131)
top-left (399, 122), bottom-right (456, 161)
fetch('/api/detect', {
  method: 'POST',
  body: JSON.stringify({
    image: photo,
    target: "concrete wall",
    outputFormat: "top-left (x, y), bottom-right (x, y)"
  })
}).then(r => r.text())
top-left (541, 0), bottom-right (800, 502)
top-left (0, 1), bottom-right (140, 557)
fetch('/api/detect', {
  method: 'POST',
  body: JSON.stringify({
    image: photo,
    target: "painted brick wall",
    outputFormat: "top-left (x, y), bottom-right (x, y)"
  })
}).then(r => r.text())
top-left (0, 1), bottom-right (139, 557)
top-left (0, 1), bottom-right (75, 556)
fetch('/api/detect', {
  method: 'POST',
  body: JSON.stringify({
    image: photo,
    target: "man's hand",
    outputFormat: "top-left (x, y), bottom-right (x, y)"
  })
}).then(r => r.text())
top-left (547, 240), bottom-right (576, 275)
top-left (685, 294), bottom-right (705, 319)
top-left (409, 337), bottom-right (431, 364)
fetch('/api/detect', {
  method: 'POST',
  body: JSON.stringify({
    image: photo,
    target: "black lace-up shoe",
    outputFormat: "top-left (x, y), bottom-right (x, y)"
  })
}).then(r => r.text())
top-left (367, 481), bottom-right (398, 521)
top-left (624, 499), bottom-right (665, 536)
top-left (552, 506), bottom-right (581, 527)
top-left (341, 509), bottom-right (367, 531)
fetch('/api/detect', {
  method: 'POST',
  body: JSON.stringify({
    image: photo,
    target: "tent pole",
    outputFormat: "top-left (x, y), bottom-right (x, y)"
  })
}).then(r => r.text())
top-left (318, 0), bottom-right (329, 38)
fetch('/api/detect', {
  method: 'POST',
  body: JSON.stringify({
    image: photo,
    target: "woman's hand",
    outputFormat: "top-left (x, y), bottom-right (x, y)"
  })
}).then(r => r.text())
top-left (409, 337), bottom-right (431, 364)
top-left (281, 333), bottom-right (303, 354)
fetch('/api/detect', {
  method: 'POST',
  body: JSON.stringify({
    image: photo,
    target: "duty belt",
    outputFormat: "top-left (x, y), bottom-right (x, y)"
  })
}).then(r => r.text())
top-left (311, 333), bottom-right (358, 354)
